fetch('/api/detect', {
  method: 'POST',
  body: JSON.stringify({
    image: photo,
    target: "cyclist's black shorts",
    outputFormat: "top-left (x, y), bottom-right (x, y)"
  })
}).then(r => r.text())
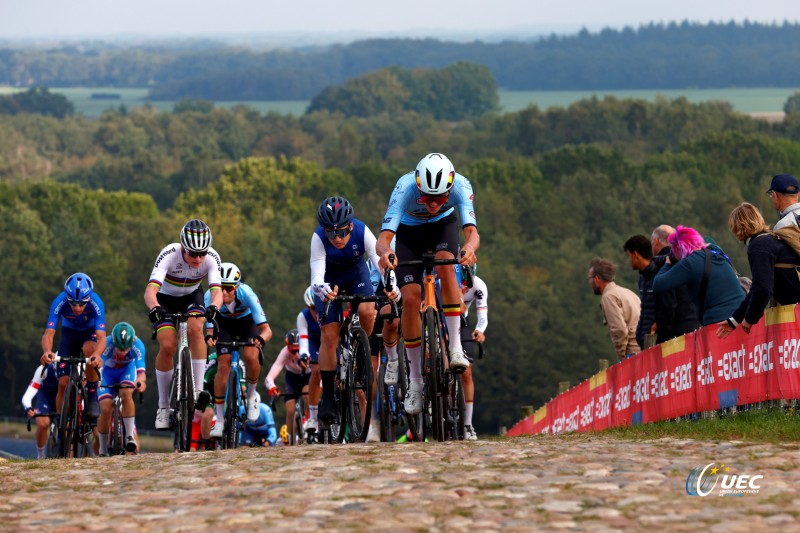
top-left (394, 212), bottom-right (460, 288)
top-left (283, 370), bottom-right (311, 402)
top-left (216, 315), bottom-right (261, 354)
top-left (460, 323), bottom-right (476, 363)
top-left (156, 288), bottom-right (204, 328)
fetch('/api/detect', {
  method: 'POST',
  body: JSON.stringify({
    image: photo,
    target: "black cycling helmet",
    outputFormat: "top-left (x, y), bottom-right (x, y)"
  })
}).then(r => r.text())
top-left (317, 196), bottom-right (354, 229)
top-left (180, 219), bottom-right (212, 253)
top-left (285, 329), bottom-right (300, 347)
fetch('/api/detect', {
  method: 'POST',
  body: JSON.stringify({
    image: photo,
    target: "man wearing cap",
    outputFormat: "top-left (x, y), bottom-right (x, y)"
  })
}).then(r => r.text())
top-left (768, 174), bottom-right (800, 230)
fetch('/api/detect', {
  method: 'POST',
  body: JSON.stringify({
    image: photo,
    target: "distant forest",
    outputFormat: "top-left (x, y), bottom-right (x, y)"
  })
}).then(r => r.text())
top-left (1, 21), bottom-right (799, 100)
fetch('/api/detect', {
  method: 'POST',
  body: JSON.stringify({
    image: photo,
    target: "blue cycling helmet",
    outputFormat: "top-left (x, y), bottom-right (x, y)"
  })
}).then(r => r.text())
top-left (64, 272), bottom-right (93, 302)
top-left (317, 196), bottom-right (354, 228)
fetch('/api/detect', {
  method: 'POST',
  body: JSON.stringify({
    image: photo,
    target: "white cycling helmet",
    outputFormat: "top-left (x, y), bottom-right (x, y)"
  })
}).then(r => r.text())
top-left (415, 153), bottom-right (455, 196)
top-left (304, 286), bottom-right (314, 307)
top-left (219, 262), bottom-right (242, 285)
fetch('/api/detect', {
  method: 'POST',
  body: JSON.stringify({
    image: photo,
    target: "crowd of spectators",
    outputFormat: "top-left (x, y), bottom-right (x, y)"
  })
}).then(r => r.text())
top-left (589, 173), bottom-right (800, 360)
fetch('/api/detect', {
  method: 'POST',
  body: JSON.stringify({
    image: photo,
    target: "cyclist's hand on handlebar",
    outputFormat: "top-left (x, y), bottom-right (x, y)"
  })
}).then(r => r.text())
top-left (205, 304), bottom-right (220, 323)
top-left (89, 355), bottom-right (102, 369)
top-left (458, 246), bottom-right (477, 267)
top-left (205, 329), bottom-right (216, 346)
top-left (472, 330), bottom-right (485, 343)
top-left (40, 352), bottom-right (55, 365)
top-left (26, 408), bottom-right (34, 418)
top-left (379, 251), bottom-right (397, 270)
top-left (148, 305), bottom-right (165, 325)
top-left (312, 283), bottom-right (334, 301)
top-left (268, 386), bottom-right (280, 398)
top-left (251, 335), bottom-right (267, 348)
top-left (135, 376), bottom-right (147, 393)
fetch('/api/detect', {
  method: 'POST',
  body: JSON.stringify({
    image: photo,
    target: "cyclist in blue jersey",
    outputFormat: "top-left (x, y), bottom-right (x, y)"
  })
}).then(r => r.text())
top-left (310, 196), bottom-right (396, 424)
top-left (21, 362), bottom-right (60, 459)
top-left (297, 286), bottom-right (322, 434)
top-left (377, 153), bottom-right (480, 415)
top-left (97, 322), bottom-right (146, 455)
top-left (240, 393), bottom-right (279, 447)
top-left (204, 262), bottom-right (272, 437)
top-left (40, 272), bottom-right (107, 420)
top-left (145, 219), bottom-right (223, 430)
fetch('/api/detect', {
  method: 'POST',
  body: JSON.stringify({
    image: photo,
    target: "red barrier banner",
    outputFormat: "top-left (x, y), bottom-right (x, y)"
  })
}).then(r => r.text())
top-left (505, 304), bottom-right (800, 437)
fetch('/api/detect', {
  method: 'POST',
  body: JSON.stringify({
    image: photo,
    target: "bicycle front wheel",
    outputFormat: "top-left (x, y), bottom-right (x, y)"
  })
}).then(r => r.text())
top-left (178, 347), bottom-right (195, 452)
top-left (58, 383), bottom-right (78, 458)
top-left (110, 400), bottom-right (124, 455)
top-left (424, 307), bottom-right (446, 442)
top-left (347, 327), bottom-right (372, 442)
top-left (224, 370), bottom-right (240, 449)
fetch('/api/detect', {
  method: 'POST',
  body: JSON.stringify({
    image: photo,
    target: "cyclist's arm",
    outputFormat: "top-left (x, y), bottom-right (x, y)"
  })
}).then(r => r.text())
top-left (90, 330), bottom-right (107, 361)
top-left (264, 349), bottom-right (287, 390)
top-left (41, 328), bottom-right (56, 356)
top-left (310, 233), bottom-right (331, 297)
top-left (21, 367), bottom-right (44, 411)
top-left (144, 283), bottom-right (160, 310)
top-left (460, 225), bottom-right (480, 265)
top-left (204, 251), bottom-right (223, 308)
top-left (297, 311), bottom-right (311, 356)
top-left (473, 277), bottom-right (489, 333)
top-left (376, 230), bottom-right (396, 269)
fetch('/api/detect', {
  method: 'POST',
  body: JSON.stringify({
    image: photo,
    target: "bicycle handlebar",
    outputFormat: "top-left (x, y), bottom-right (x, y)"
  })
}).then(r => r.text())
top-left (106, 383), bottom-right (144, 404)
top-left (214, 339), bottom-right (264, 365)
top-left (391, 251), bottom-right (474, 289)
top-left (152, 311), bottom-right (218, 340)
top-left (323, 291), bottom-right (397, 319)
top-left (26, 412), bottom-right (57, 432)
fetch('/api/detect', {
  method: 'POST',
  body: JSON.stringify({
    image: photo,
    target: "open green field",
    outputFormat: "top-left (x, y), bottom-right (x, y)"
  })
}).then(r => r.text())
top-left (0, 86), bottom-right (796, 117)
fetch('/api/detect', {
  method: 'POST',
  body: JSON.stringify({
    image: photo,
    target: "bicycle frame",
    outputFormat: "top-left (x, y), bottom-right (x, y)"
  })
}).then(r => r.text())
top-left (214, 340), bottom-right (258, 449)
top-left (53, 355), bottom-right (93, 458)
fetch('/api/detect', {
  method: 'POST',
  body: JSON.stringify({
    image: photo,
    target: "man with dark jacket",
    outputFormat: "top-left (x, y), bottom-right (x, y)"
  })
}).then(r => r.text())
top-left (624, 235), bottom-right (658, 349)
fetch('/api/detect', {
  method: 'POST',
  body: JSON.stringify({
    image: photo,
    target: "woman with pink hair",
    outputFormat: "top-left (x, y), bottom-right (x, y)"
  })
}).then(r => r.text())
top-left (652, 225), bottom-right (744, 326)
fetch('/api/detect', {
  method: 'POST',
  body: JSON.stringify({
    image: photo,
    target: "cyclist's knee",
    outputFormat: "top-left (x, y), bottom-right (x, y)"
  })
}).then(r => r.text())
top-left (186, 318), bottom-right (204, 335)
top-left (99, 399), bottom-right (113, 414)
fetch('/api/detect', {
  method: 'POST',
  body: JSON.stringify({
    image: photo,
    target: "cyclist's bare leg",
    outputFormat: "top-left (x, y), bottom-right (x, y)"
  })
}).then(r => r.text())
top-left (242, 346), bottom-right (261, 400)
top-left (97, 398), bottom-right (113, 434)
top-left (285, 398), bottom-right (296, 431)
top-left (434, 252), bottom-right (465, 357)
top-left (213, 353), bottom-right (232, 421)
top-left (400, 284), bottom-right (423, 381)
top-left (382, 305), bottom-right (400, 362)
top-left (155, 328), bottom-right (177, 409)
top-left (81, 340), bottom-right (100, 382)
top-left (35, 416), bottom-right (49, 448)
top-left (56, 376), bottom-right (69, 414)
top-left (187, 315), bottom-right (208, 392)
top-left (308, 364), bottom-right (321, 426)
top-left (319, 322), bottom-right (341, 421)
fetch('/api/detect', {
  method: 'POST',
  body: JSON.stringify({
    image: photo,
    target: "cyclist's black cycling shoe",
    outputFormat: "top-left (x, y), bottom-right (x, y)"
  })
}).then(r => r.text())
top-left (85, 397), bottom-right (101, 420)
top-left (125, 435), bottom-right (138, 453)
top-left (319, 397), bottom-right (336, 424)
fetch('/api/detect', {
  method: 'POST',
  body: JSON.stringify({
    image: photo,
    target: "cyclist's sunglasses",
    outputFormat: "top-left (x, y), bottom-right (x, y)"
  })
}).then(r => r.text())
top-left (186, 250), bottom-right (207, 258)
top-left (324, 227), bottom-right (351, 239)
top-left (67, 299), bottom-right (89, 306)
top-left (221, 284), bottom-right (238, 293)
top-left (421, 192), bottom-right (449, 203)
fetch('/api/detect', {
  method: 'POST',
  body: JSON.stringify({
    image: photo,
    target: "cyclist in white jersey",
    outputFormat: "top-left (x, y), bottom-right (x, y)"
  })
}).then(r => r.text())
top-left (144, 219), bottom-right (223, 430)
top-left (457, 267), bottom-right (489, 441)
top-left (377, 153), bottom-right (479, 416)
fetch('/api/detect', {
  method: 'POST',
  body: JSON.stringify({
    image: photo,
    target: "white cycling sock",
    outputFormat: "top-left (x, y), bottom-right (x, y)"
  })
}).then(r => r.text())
top-left (215, 400), bottom-right (225, 422)
top-left (309, 405), bottom-right (319, 422)
top-left (36, 446), bottom-right (45, 459)
top-left (98, 433), bottom-right (109, 455)
top-left (464, 402), bottom-right (474, 427)
top-left (156, 369), bottom-right (173, 409)
top-left (247, 382), bottom-right (257, 399)
top-left (406, 345), bottom-right (422, 381)
top-left (445, 314), bottom-right (463, 353)
top-left (384, 340), bottom-right (399, 362)
top-left (123, 416), bottom-right (136, 438)
top-left (192, 360), bottom-right (206, 394)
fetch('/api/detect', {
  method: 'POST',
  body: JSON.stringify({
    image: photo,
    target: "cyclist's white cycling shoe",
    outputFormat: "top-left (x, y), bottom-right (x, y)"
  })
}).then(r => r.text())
top-left (449, 349), bottom-right (470, 372)
top-left (304, 417), bottom-right (318, 434)
top-left (404, 382), bottom-right (424, 415)
top-left (125, 435), bottom-right (138, 453)
top-left (366, 421), bottom-right (381, 443)
top-left (210, 420), bottom-right (224, 438)
top-left (246, 397), bottom-right (260, 422)
top-left (155, 407), bottom-right (171, 430)
top-left (465, 425), bottom-right (478, 441)
top-left (384, 360), bottom-right (399, 386)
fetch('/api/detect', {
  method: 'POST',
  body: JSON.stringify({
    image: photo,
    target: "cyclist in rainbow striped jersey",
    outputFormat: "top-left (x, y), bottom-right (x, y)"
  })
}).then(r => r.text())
top-left (377, 153), bottom-right (479, 415)
top-left (144, 219), bottom-right (222, 430)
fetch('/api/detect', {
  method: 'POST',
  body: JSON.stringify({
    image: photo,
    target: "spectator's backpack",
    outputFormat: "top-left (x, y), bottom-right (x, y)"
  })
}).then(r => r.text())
top-left (770, 226), bottom-right (800, 278)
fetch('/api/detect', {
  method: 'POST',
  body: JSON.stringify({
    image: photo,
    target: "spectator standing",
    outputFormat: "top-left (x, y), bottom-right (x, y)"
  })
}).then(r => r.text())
top-left (768, 174), bottom-right (800, 230)
top-left (652, 225), bottom-right (745, 326)
top-left (650, 225), bottom-right (700, 342)
top-left (717, 203), bottom-right (800, 338)
top-left (588, 258), bottom-right (641, 361)
top-left (623, 235), bottom-right (658, 349)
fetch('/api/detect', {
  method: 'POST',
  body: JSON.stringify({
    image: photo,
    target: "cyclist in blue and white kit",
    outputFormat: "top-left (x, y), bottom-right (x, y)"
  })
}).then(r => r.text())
top-left (240, 393), bottom-right (279, 447)
top-left (310, 196), bottom-right (396, 424)
top-left (296, 286), bottom-right (322, 434)
top-left (456, 267), bottom-right (489, 441)
top-left (204, 262), bottom-right (272, 437)
top-left (97, 322), bottom-right (146, 455)
top-left (21, 362), bottom-right (60, 459)
top-left (377, 153), bottom-right (480, 415)
top-left (144, 219), bottom-right (223, 430)
top-left (40, 272), bottom-right (107, 421)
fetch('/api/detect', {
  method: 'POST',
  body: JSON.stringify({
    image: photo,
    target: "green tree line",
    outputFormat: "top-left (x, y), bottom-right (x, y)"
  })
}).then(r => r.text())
top-left (4, 95), bottom-right (800, 433)
top-left (2, 21), bottom-right (800, 99)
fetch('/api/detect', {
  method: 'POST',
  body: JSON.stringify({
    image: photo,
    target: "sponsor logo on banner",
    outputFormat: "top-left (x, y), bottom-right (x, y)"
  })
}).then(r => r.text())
top-left (686, 463), bottom-right (763, 496)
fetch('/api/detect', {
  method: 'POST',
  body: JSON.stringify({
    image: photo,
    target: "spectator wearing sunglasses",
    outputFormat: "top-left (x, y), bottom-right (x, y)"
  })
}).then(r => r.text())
top-left (203, 262), bottom-right (272, 437)
top-left (310, 196), bottom-right (397, 424)
top-left (144, 219), bottom-right (223, 430)
top-left (376, 153), bottom-right (479, 416)
top-left (40, 272), bottom-right (107, 421)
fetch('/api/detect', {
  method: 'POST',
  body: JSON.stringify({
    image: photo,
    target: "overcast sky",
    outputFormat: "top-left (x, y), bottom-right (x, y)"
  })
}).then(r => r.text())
top-left (2, 0), bottom-right (798, 41)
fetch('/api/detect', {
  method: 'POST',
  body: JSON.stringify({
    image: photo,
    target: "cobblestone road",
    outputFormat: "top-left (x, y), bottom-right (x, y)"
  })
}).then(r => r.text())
top-left (1, 434), bottom-right (799, 532)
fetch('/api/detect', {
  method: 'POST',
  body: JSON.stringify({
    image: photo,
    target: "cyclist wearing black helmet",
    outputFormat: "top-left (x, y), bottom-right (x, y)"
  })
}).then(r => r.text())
top-left (265, 329), bottom-right (311, 434)
top-left (310, 196), bottom-right (397, 423)
top-left (144, 219), bottom-right (223, 430)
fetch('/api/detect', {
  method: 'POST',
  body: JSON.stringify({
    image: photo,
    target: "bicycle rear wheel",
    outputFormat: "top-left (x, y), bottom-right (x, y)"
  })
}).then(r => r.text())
top-left (109, 399), bottom-right (123, 455)
top-left (46, 421), bottom-right (59, 458)
top-left (347, 327), bottom-right (372, 442)
top-left (224, 370), bottom-right (240, 449)
top-left (446, 373), bottom-right (466, 440)
top-left (330, 371), bottom-right (346, 444)
top-left (378, 363), bottom-right (394, 442)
